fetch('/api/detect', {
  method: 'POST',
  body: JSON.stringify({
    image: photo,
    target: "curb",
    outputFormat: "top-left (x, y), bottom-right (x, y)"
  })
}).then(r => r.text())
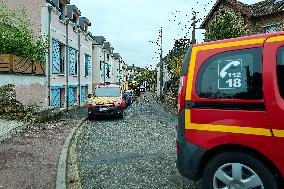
top-left (56, 118), bottom-right (87, 189)
top-left (0, 121), bottom-right (31, 143)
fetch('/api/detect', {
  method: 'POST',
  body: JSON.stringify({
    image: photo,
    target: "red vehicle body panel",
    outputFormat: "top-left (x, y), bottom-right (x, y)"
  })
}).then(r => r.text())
top-left (182, 32), bottom-right (284, 178)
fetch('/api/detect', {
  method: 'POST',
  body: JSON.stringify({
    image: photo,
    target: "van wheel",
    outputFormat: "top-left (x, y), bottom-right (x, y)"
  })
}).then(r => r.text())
top-left (202, 151), bottom-right (278, 189)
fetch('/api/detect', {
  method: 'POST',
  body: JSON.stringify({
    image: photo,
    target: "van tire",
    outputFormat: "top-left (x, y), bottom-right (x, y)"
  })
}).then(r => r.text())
top-left (202, 151), bottom-right (278, 189)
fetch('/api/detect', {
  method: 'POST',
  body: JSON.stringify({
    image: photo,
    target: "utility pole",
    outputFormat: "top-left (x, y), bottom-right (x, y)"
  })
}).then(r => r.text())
top-left (191, 11), bottom-right (197, 45)
top-left (159, 27), bottom-right (163, 99)
top-left (149, 27), bottom-right (163, 99)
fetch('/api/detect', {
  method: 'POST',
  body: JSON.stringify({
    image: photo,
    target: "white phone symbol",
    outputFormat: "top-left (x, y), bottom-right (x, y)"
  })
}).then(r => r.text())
top-left (220, 60), bottom-right (241, 78)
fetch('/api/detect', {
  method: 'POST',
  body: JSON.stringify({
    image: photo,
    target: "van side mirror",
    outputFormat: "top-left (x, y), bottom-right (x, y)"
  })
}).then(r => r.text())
top-left (87, 94), bottom-right (93, 98)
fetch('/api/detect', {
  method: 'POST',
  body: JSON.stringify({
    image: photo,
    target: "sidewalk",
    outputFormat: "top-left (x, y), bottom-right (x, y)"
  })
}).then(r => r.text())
top-left (0, 107), bottom-right (87, 189)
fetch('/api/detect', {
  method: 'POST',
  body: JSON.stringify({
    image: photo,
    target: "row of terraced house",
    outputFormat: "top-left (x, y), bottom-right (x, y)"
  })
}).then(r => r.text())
top-left (0, 0), bottom-right (128, 109)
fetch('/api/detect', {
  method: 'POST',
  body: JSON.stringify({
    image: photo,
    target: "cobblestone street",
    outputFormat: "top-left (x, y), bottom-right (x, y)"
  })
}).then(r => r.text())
top-left (78, 93), bottom-right (201, 189)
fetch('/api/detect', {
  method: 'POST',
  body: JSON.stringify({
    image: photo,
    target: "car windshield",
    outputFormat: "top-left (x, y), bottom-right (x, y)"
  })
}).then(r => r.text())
top-left (94, 87), bottom-right (120, 97)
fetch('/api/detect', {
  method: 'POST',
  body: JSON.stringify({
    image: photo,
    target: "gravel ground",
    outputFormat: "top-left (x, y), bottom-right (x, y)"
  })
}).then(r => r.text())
top-left (0, 107), bottom-right (87, 189)
top-left (78, 93), bottom-right (202, 189)
top-left (0, 119), bottom-right (25, 140)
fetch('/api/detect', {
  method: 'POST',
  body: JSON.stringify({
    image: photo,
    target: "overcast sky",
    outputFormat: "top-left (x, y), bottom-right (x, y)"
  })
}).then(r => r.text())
top-left (73, 0), bottom-right (261, 68)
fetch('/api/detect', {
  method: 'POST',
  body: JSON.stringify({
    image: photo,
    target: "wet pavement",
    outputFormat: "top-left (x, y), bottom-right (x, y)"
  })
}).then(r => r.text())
top-left (78, 93), bottom-right (202, 189)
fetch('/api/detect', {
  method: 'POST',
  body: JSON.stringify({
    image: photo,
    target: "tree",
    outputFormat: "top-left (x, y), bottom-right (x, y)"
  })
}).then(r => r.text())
top-left (165, 38), bottom-right (190, 96)
top-left (205, 10), bottom-right (244, 41)
top-left (135, 67), bottom-right (157, 90)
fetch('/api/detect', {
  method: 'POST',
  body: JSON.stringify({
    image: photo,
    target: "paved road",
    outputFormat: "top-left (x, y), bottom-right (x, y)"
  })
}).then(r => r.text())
top-left (78, 93), bottom-right (202, 189)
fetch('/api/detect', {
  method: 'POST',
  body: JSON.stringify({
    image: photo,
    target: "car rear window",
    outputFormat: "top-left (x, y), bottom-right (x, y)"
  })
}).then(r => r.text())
top-left (94, 87), bottom-right (121, 97)
top-left (196, 47), bottom-right (263, 99)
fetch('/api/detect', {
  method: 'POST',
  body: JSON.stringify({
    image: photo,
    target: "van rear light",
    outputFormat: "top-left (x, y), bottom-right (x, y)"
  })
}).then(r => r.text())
top-left (178, 75), bottom-right (187, 114)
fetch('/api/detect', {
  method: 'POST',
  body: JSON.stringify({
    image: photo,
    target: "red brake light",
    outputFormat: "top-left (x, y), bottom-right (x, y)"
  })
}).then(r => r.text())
top-left (178, 75), bottom-right (187, 114)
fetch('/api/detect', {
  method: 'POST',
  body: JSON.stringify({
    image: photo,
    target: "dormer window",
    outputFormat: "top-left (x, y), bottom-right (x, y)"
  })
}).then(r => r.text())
top-left (84, 24), bottom-right (88, 32)
top-left (59, 2), bottom-right (65, 21)
top-left (72, 14), bottom-right (77, 31)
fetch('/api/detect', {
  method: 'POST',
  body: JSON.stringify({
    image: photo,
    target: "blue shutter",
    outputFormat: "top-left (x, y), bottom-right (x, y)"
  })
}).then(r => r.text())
top-left (52, 39), bottom-right (60, 74)
top-left (68, 87), bottom-right (75, 106)
top-left (69, 48), bottom-right (76, 75)
top-left (51, 88), bottom-right (60, 108)
top-left (81, 86), bottom-right (86, 103)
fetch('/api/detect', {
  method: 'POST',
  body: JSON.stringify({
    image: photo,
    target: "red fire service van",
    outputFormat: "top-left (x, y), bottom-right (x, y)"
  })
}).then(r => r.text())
top-left (177, 32), bottom-right (284, 189)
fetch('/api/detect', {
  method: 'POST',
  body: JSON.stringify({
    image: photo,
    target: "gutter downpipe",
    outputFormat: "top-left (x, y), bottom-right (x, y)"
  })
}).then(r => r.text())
top-left (103, 48), bottom-right (106, 84)
top-left (78, 29), bottom-right (81, 106)
top-left (47, 6), bottom-right (52, 107)
top-left (65, 18), bottom-right (69, 111)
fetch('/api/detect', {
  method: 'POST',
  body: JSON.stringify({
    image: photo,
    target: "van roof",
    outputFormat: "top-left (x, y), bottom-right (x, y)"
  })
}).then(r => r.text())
top-left (95, 84), bottom-right (121, 88)
top-left (194, 31), bottom-right (284, 47)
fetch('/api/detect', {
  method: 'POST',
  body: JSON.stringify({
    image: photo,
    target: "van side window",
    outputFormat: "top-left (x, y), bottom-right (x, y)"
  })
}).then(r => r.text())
top-left (277, 46), bottom-right (284, 99)
top-left (196, 48), bottom-right (263, 99)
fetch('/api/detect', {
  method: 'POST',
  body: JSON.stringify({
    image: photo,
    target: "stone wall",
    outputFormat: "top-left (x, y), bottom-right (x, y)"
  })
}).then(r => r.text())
top-left (0, 74), bottom-right (47, 107)
top-left (205, 2), bottom-right (254, 37)
top-left (0, 84), bottom-right (29, 120)
top-left (204, 1), bottom-right (284, 38)
top-left (252, 12), bottom-right (284, 34)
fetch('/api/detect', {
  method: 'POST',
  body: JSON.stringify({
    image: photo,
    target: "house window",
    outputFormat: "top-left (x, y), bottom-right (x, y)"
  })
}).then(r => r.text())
top-left (72, 15), bottom-right (77, 32)
top-left (69, 47), bottom-right (78, 75)
top-left (106, 64), bottom-right (110, 78)
top-left (85, 54), bottom-right (91, 76)
top-left (196, 48), bottom-right (263, 99)
top-left (59, 3), bottom-right (65, 21)
top-left (265, 25), bottom-right (277, 33)
top-left (52, 39), bottom-right (66, 74)
top-left (59, 43), bottom-right (65, 74)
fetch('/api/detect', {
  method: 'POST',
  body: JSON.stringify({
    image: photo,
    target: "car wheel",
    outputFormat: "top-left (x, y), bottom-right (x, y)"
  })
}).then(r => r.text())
top-left (202, 151), bottom-right (278, 189)
top-left (118, 109), bottom-right (124, 119)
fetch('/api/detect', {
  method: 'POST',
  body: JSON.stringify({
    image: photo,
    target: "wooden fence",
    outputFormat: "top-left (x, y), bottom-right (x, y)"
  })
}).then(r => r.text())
top-left (0, 54), bottom-right (45, 75)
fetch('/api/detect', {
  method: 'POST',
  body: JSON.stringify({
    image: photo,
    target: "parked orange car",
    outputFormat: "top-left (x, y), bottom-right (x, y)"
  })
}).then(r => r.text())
top-left (88, 84), bottom-right (125, 119)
